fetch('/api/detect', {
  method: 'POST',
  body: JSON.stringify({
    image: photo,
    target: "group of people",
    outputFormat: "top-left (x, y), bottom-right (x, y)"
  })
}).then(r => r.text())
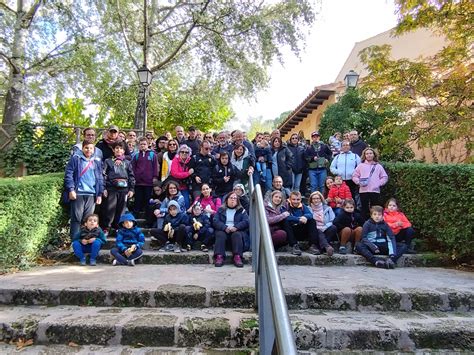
top-left (64, 124), bottom-right (415, 269)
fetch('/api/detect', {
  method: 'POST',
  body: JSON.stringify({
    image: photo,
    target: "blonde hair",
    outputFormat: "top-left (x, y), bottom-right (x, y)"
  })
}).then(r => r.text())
top-left (361, 147), bottom-right (379, 162)
top-left (309, 191), bottom-right (325, 205)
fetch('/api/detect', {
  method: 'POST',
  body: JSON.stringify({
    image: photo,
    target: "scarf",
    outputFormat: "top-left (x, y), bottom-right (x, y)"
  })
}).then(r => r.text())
top-left (311, 203), bottom-right (324, 228)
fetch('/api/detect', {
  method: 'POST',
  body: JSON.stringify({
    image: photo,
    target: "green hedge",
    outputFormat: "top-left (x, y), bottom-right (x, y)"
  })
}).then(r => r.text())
top-left (382, 162), bottom-right (474, 261)
top-left (0, 173), bottom-right (66, 271)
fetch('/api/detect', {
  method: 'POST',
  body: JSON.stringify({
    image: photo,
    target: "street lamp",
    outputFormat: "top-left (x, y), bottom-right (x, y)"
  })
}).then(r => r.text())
top-left (136, 65), bottom-right (153, 137)
top-left (344, 70), bottom-right (359, 89)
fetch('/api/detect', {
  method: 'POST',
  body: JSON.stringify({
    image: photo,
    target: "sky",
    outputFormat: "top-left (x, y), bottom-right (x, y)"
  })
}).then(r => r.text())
top-left (230, 0), bottom-right (399, 127)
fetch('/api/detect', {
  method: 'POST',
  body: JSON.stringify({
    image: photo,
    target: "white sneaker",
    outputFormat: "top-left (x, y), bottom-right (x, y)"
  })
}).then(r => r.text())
top-left (112, 259), bottom-right (118, 266)
top-left (173, 243), bottom-right (181, 253)
top-left (128, 259), bottom-right (135, 266)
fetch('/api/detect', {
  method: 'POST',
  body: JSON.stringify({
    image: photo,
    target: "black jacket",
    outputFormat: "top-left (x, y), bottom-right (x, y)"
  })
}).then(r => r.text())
top-left (333, 210), bottom-right (365, 232)
top-left (271, 146), bottom-right (294, 188)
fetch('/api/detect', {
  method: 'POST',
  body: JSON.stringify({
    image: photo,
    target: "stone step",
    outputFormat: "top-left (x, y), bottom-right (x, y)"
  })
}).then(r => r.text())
top-left (45, 249), bottom-right (453, 268)
top-left (1, 265), bottom-right (472, 312)
top-left (1, 305), bottom-right (472, 350)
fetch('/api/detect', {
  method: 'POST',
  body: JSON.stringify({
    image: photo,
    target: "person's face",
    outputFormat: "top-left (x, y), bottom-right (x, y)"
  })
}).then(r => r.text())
top-left (85, 216), bottom-right (99, 230)
top-left (387, 201), bottom-right (398, 212)
top-left (350, 131), bottom-right (358, 142)
top-left (204, 134), bottom-right (213, 142)
top-left (273, 140), bottom-right (281, 148)
top-left (192, 206), bottom-right (202, 216)
top-left (123, 220), bottom-right (134, 229)
top-left (272, 130), bottom-right (280, 138)
top-left (344, 204), bottom-right (355, 213)
top-left (326, 178), bottom-right (334, 188)
top-left (167, 141), bottom-right (177, 152)
top-left (153, 186), bottom-right (162, 195)
top-left (234, 187), bottom-right (244, 196)
top-left (168, 184), bottom-right (178, 196)
top-left (165, 132), bottom-right (172, 140)
top-left (255, 134), bottom-right (263, 143)
top-left (176, 128), bottom-right (184, 139)
top-left (84, 130), bottom-right (96, 141)
top-left (200, 143), bottom-right (211, 155)
top-left (335, 133), bottom-right (341, 140)
top-left (273, 178), bottom-right (283, 189)
top-left (371, 211), bottom-right (383, 223)
top-left (82, 144), bottom-right (94, 158)
top-left (334, 176), bottom-right (343, 186)
top-left (272, 193), bottom-right (282, 205)
top-left (139, 141), bottom-right (148, 151)
top-left (227, 194), bottom-right (238, 208)
top-left (113, 145), bottom-right (125, 157)
top-left (343, 133), bottom-right (350, 140)
top-left (341, 141), bottom-right (351, 153)
top-left (364, 150), bottom-right (375, 161)
top-left (119, 132), bottom-right (126, 141)
top-left (311, 194), bottom-right (322, 204)
top-left (311, 134), bottom-right (320, 143)
top-left (146, 135), bottom-right (154, 144)
top-left (169, 206), bottom-right (178, 217)
top-left (220, 155), bottom-right (229, 165)
top-left (108, 130), bottom-right (119, 140)
top-left (179, 149), bottom-right (190, 160)
top-left (201, 185), bottom-right (211, 196)
top-left (188, 130), bottom-right (196, 139)
top-left (264, 133), bottom-right (270, 141)
top-left (158, 140), bottom-right (167, 149)
top-left (235, 146), bottom-right (244, 156)
top-left (290, 195), bottom-right (301, 206)
top-left (218, 134), bottom-right (227, 145)
top-left (290, 135), bottom-right (298, 144)
top-left (233, 133), bottom-right (243, 144)
top-left (127, 132), bottom-right (136, 142)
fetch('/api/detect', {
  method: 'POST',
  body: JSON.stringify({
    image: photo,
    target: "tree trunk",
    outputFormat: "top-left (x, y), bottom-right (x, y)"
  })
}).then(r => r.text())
top-left (133, 85), bottom-right (146, 136)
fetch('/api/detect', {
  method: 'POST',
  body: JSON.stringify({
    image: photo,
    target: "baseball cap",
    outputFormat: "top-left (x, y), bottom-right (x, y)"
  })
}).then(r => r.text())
top-left (108, 125), bottom-right (119, 132)
top-left (311, 131), bottom-right (320, 137)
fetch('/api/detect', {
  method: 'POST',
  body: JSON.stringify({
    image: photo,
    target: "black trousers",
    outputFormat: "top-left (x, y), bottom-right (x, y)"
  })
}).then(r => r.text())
top-left (150, 224), bottom-right (186, 247)
top-left (102, 188), bottom-right (128, 229)
top-left (214, 230), bottom-right (244, 257)
top-left (360, 192), bottom-right (382, 220)
top-left (291, 219), bottom-right (320, 245)
top-left (134, 185), bottom-right (153, 213)
top-left (356, 241), bottom-right (408, 265)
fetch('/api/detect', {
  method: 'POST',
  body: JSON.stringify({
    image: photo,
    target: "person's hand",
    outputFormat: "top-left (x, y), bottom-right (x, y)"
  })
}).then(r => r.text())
top-left (114, 159), bottom-right (123, 166)
top-left (81, 239), bottom-right (88, 245)
top-left (248, 166), bottom-right (254, 175)
top-left (127, 191), bottom-right (134, 199)
top-left (224, 176), bottom-right (230, 182)
top-left (258, 156), bottom-right (265, 162)
top-left (335, 197), bottom-right (342, 203)
top-left (88, 238), bottom-right (96, 244)
top-left (229, 226), bottom-right (237, 232)
top-left (195, 176), bottom-right (202, 184)
top-left (124, 248), bottom-right (132, 257)
top-left (397, 221), bottom-right (404, 227)
top-left (96, 196), bottom-right (102, 205)
top-left (188, 168), bottom-right (194, 175)
top-left (205, 205), bottom-right (213, 213)
top-left (283, 211), bottom-right (290, 218)
top-left (374, 248), bottom-right (380, 254)
top-left (103, 190), bottom-right (108, 198)
top-left (299, 216), bottom-right (307, 224)
top-left (69, 191), bottom-right (77, 200)
top-left (225, 227), bottom-right (232, 233)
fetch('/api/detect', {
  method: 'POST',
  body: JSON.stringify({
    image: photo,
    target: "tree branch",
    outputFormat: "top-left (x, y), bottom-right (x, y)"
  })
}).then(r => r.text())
top-left (116, 0), bottom-right (139, 68)
top-left (0, 51), bottom-right (19, 72)
top-left (0, 2), bottom-right (16, 14)
top-left (25, 36), bottom-right (74, 71)
top-left (21, 0), bottom-right (42, 29)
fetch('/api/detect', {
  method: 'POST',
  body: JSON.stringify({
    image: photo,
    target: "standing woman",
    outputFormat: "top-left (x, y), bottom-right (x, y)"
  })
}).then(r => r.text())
top-left (170, 144), bottom-right (194, 208)
top-left (270, 137), bottom-right (294, 190)
top-left (231, 143), bottom-right (254, 188)
top-left (287, 133), bottom-right (305, 192)
top-left (159, 139), bottom-right (179, 183)
top-left (352, 148), bottom-right (388, 220)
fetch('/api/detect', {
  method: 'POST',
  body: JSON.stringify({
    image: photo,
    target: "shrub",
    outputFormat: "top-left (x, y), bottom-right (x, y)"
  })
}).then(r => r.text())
top-left (0, 173), bottom-right (67, 272)
top-left (382, 162), bottom-right (474, 262)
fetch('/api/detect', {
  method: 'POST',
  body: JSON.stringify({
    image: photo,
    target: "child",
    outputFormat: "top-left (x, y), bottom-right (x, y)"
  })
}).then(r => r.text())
top-left (356, 206), bottom-right (407, 269)
top-left (212, 151), bottom-right (241, 199)
top-left (102, 141), bottom-right (135, 233)
top-left (384, 198), bottom-right (416, 253)
top-left (131, 137), bottom-right (159, 214)
top-left (254, 139), bottom-right (272, 187)
top-left (327, 175), bottom-right (352, 216)
top-left (186, 203), bottom-right (214, 252)
top-left (145, 183), bottom-right (164, 228)
top-left (110, 213), bottom-right (145, 266)
top-left (233, 184), bottom-right (249, 212)
top-left (154, 180), bottom-right (186, 229)
top-left (72, 214), bottom-right (106, 266)
top-left (151, 200), bottom-right (188, 253)
top-left (333, 199), bottom-right (364, 254)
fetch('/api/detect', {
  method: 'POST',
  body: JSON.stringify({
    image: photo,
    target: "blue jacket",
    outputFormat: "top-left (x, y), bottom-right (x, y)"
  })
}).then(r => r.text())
top-left (285, 202), bottom-right (313, 225)
top-left (64, 152), bottom-right (104, 197)
top-left (187, 213), bottom-right (212, 231)
top-left (361, 218), bottom-right (396, 256)
top-left (163, 211), bottom-right (189, 229)
top-left (213, 205), bottom-right (250, 250)
top-left (115, 213), bottom-right (145, 252)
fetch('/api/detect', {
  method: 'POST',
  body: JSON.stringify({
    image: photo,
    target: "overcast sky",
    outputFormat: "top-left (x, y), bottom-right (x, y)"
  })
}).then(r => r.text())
top-left (230, 0), bottom-right (399, 126)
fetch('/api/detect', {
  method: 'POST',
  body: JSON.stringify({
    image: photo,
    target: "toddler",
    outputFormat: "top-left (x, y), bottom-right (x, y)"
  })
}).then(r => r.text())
top-left (110, 213), bottom-right (145, 266)
top-left (186, 204), bottom-right (214, 252)
top-left (327, 175), bottom-right (352, 216)
top-left (72, 214), bottom-right (106, 266)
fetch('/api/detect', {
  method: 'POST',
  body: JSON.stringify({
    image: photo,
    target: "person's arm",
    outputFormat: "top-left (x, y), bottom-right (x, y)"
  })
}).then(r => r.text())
top-left (64, 156), bottom-right (76, 192)
top-left (137, 230), bottom-right (146, 249)
top-left (378, 165), bottom-right (389, 186)
top-left (127, 161), bottom-right (136, 193)
top-left (285, 148), bottom-right (294, 171)
top-left (170, 159), bottom-right (191, 179)
top-left (302, 205), bottom-right (313, 220)
top-left (115, 232), bottom-right (126, 252)
top-left (234, 211), bottom-right (250, 231)
top-left (352, 165), bottom-right (361, 184)
top-left (324, 207), bottom-right (335, 228)
top-left (343, 184), bottom-right (352, 200)
top-left (212, 212), bottom-right (227, 231)
top-left (97, 229), bottom-right (107, 245)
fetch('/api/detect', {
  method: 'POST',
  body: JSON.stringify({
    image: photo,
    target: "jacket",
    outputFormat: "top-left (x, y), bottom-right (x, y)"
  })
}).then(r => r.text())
top-left (189, 152), bottom-right (216, 188)
top-left (187, 213), bottom-right (212, 232)
top-left (333, 210), bottom-right (364, 232)
top-left (131, 150), bottom-right (159, 186)
top-left (361, 218), bottom-right (396, 256)
top-left (383, 210), bottom-right (412, 235)
top-left (286, 202), bottom-right (313, 225)
top-left (160, 193), bottom-right (186, 214)
top-left (304, 142), bottom-right (332, 169)
top-left (170, 155), bottom-right (192, 191)
top-left (329, 151), bottom-right (361, 180)
top-left (163, 210), bottom-right (189, 229)
top-left (115, 213), bottom-right (145, 252)
top-left (64, 152), bottom-right (104, 197)
top-left (191, 195), bottom-right (221, 215)
top-left (103, 157), bottom-right (135, 192)
top-left (73, 226), bottom-right (106, 245)
top-left (231, 148), bottom-right (254, 186)
top-left (265, 202), bottom-right (287, 233)
top-left (213, 205), bottom-right (250, 250)
top-left (350, 139), bottom-right (367, 157)
top-left (271, 146), bottom-right (294, 188)
top-left (96, 139), bottom-right (131, 161)
top-left (287, 142), bottom-right (305, 174)
top-left (309, 203), bottom-right (335, 232)
top-left (211, 162), bottom-right (241, 196)
top-left (327, 182), bottom-right (352, 208)
top-left (254, 145), bottom-right (272, 162)
top-left (352, 162), bottom-right (388, 193)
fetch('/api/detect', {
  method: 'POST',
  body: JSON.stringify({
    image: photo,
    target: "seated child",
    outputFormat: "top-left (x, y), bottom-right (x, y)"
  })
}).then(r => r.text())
top-left (356, 206), bottom-right (407, 269)
top-left (233, 184), bottom-right (249, 212)
top-left (326, 175), bottom-right (352, 216)
top-left (384, 198), bottom-right (416, 253)
top-left (186, 203), bottom-right (214, 252)
top-left (333, 199), bottom-right (364, 254)
top-left (151, 200), bottom-right (188, 253)
top-left (145, 183), bottom-right (164, 228)
top-left (72, 214), bottom-right (106, 266)
top-left (110, 213), bottom-right (145, 266)
top-left (254, 141), bottom-right (272, 184)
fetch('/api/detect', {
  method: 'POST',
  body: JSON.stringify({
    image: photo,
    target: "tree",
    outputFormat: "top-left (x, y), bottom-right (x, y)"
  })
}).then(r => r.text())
top-left (359, 0), bottom-right (473, 163)
top-left (246, 115), bottom-right (274, 140)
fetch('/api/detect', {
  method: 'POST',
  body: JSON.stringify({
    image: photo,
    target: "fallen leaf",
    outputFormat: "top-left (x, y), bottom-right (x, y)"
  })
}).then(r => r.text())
top-left (68, 341), bottom-right (79, 347)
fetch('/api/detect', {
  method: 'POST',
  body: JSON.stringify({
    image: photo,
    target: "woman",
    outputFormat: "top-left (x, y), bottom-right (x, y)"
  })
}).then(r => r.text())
top-left (212, 192), bottom-right (250, 268)
top-left (153, 180), bottom-right (185, 229)
top-left (352, 148), bottom-right (388, 220)
top-left (270, 137), bottom-right (294, 189)
top-left (188, 183), bottom-right (221, 217)
top-left (160, 139), bottom-right (179, 183)
top-left (231, 143), bottom-right (254, 188)
top-left (170, 144), bottom-right (194, 208)
top-left (308, 191), bottom-right (336, 256)
top-left (287, 133), bottom-right (305, 192)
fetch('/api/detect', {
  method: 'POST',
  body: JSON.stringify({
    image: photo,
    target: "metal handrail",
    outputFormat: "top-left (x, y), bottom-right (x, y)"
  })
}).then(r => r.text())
top-left (249, 178), bottom-right (297, 355)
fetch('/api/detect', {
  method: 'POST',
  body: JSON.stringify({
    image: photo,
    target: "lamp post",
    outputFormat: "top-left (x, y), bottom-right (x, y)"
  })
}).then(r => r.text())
top-left (137, 65), bottom-right (153, 138)
top-left (344, 69), bottom-right (359, 89)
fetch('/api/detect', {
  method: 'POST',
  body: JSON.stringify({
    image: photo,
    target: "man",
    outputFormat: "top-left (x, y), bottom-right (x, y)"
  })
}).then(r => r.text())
top-left (189, 140), bottom-right (216, 199)
top-left (145, 131), bottom-right (155, 150)
top-left (72, 127), bottom-right (103, 160)
top-left (96, 125), bottom-right (131, 161)
top-left (212, 131), bottom-right (233, 158)
top-left (175, 125), bottom-right (186, 145)
top-left (184, 125), bottom-right (202, 155)
top-left (126, 131), bottom-right (138, 154)
top-left (155, 135), bottom-right (168, 153)
top-left (264, 176), bottom-right (291, 202)
top-left (232, 129), bottom-right (255, 159)
top-left (304, 131), bottom-right (332, 193)
top-left (349, 130), bottom-right (367, 157)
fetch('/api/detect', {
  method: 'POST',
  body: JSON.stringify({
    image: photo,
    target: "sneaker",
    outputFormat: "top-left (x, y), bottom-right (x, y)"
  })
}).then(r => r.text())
top-left (215, 254), bottom-right (224, 267)
top-left (186, 244), bottom-right (192, 251)
top-left (90, 259), bottom-right (97, 266)
top-left (127, 259), bottom-right (135, 266)
top-left (291, 244), bottom-right (302, 256)
top-left (346, 242), bottom-right (353, 254)
top-left (112, 259), bottom-right (118, 266)
top-left (80, 259), bottom-right (86, 266)
top-left (386, 259), bottom-right (396, 269)
top-left (406, 247), bottom-right (416, 254)
top-left (308, 245), bottom-right (321, 255)
top-left (233, 254), bottom-right (244, 268)
top-left (103, 229), bottom-right (109, 237)
top-left (375, 260), bottom-right (386, 268)
top-left (201, 244), bottom-right (209, 253)
top-left (339, 246), bottom-right (347, 255)
top-left (173, 243), bottom-right (181, 253)
top-left (326, 245), bottom-right (334, 257)
top-left (150, 236), bottom-right (158, 241)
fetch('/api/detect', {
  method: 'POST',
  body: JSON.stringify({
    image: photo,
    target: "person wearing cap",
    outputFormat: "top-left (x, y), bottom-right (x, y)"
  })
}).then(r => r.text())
top-left (184, 125), bottom-right (202, 155)
top-left (96, 125), bottom-right (132, 161)
top-left (304, 131), bottom-right (332, 194)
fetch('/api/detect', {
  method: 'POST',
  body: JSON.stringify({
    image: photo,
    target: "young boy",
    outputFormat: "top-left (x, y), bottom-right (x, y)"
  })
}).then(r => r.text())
top-left (186, 203), bottom-right (214, 252)
top-left (110, 213), bottom-right (145, 266)
top-left (102, 141), bottom-right (135, 233)
top-left (131, 137), bottom-right (159, 214)
top-left (72, 214), bottom-right (106, 266)
top-left (356, 206), bottom-right (407, 269)
top-left (150, 200), bottom-right (188, 253)
top-left (327, 175), bottom-right (352, 216)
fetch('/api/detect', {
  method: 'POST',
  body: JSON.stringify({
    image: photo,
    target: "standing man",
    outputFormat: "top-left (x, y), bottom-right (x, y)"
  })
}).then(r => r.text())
top-left (232, 129), bottom-right (255, 159)
top-left (212, 131), bottom-right (233, 158)
top-left (349, 130), bottom-right (367, 157)
top-left (72, 127), bottom-right (103, 160)
top-left (304, 131), bottom-right (332, 193)
top-left (175, 126), bottom-right (186, 145)
top-left (189, 140), bottom-right (216, 199)
top-left (184, 125), bottom-right (202, 154)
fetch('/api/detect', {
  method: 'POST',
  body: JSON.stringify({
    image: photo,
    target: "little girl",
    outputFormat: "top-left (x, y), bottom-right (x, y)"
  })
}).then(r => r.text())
top-left (327, 175), bottom-right (352, 216)
top-left (333, 199), bottom-right (364, 254)
top-left (384, 198), bottom-right (416, 253)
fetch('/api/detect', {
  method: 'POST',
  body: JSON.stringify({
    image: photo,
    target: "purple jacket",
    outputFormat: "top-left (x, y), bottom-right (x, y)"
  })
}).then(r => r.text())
top-left (131, 150), bottom-right (158, 186)
top-left (352, 162), bottom-right (388, 193)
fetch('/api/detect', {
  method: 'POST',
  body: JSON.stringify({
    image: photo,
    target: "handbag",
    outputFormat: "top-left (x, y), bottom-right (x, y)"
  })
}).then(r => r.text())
top-left (359, 164), bottom-right (377, 187)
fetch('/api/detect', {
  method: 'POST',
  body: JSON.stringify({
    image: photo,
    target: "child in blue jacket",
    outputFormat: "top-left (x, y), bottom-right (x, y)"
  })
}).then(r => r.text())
top-left (186, 203), bottom-right (214, 252)
top-left (151, 200), bottom-right (188, 253)
top-left (110, 213), bottom-right (145, 266)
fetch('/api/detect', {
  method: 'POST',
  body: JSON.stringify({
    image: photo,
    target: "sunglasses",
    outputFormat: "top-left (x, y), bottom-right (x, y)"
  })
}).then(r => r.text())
top-left (168, 143), bottom-right (177, 146)
top-left (180, 151), bottom-right (190, 154)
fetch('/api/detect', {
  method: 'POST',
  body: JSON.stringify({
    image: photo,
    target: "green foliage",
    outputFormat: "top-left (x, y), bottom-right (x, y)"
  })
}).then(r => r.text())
top-left (39, 98), bottom-right (92, 127)
top-left (382, 162), bottom-right (474, 261)
top-left (0, 173), bottom-right (66, 272)
top-left (3, 120), bottom-right (71, 177)
top-left (246, 116), bottom-right (274, 140)
top-left (319, 89), bottom-right (414, 162)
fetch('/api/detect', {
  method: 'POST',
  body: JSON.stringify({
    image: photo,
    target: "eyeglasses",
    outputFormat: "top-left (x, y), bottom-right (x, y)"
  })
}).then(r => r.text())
top-left (168, 143), bottom-right (177, 146)
top-left (180, 151), bottom-right (190, 154)
top-left (203, 147), bottom-right (211, 151)
top-left (205, 136), bottom-right (212, 139)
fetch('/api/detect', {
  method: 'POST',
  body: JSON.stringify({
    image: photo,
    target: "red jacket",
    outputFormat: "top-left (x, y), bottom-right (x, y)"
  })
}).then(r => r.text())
top-left (327, 182), bottom-right (352, 208)
top-left (383, 210), bottom-right (412, 235)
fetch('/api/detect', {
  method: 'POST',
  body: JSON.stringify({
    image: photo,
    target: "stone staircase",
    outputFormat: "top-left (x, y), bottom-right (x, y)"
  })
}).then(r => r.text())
top-left (0, 218), bottom-right (472, 353)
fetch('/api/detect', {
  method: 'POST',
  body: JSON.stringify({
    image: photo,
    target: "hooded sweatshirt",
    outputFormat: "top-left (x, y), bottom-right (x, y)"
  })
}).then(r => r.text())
top-left (115, 213), bottom-right (145, 252)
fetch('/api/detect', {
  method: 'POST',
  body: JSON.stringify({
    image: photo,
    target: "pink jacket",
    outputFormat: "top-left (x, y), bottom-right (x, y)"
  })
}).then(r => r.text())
top-left (352, 162), bottom-right (388, 193)
top-left (170, 155), bottom-right (192, 190)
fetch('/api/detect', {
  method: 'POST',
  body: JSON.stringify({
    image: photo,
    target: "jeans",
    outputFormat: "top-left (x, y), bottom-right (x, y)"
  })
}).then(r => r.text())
top-left (253, 165), bottom-right (272, 192)
top-left (308, 168), bottom-right (327, 193)
top-left (291, 172), bottom-right (303, 192)
top-left (181, 189), bottom-right (191, 209)
top-left (70, 195), bottom-right (96, 237)
top-left (72, 239), bottom-right (102, 262)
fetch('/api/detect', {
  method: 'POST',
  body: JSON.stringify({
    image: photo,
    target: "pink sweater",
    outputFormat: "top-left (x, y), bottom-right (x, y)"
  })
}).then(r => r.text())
top-left (352, 162), bottom-right (388, 193)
